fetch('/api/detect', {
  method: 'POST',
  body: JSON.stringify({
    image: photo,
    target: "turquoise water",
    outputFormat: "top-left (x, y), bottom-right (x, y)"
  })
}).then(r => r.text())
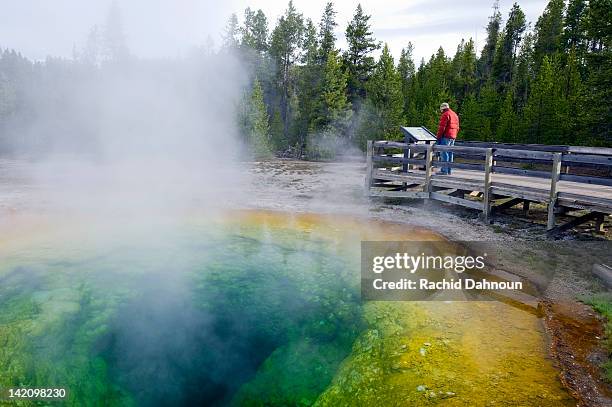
top-left (0, 211), bottom-right (574, 406)
top-left (0, 215), bottom-right (363, 406)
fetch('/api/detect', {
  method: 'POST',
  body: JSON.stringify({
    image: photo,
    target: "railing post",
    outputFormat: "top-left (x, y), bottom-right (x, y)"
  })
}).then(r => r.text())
top-left (547, 153), bottom-right (562, 230)
top-left (402, 146), bottom-right (409, 173)
top-left (522, 200), bottom-right (530, 216)
top-left (482, 148), bottom-right (494, 222)
top-left (365, 140), bottom-right (373, 193)
top-left (424, 144), bottom-right (434, 195)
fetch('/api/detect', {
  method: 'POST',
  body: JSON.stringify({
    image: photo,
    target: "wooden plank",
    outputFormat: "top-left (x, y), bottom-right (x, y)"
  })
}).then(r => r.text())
top-left (559, 173), bottom-right (612, 187)
top-left (366, 140), bottom-right (373, 191)
top-left (493, 166), bottom-right (551, 179)
top-left (490, 183), bottom-right (549, 202)
top-left (456, 140), bottom-right (570, 153)
top-left (557, 192), bottom-right (612, 213)
top-left (557, 192), bottom-right (612, 207)
top-left (562, 154), bottom-right (612, 166)
top-left (373, 141), bottom-right (410, 149)
top-left (407, 143), bottom-right (430, 152)
top-left (595, 214), bottom-right (606, 233)
top-left (547, 153), bottom-right (562, 230)
top-left (567, 146), bottom-right (612, 156)
top-left (483, 148), bottom-right (493, 221)
top-left (372, 171), bottom-right (425, 184)
top-left (434, 145), bottom-right (489, 154)
top-left (494, 149), bottom-right (555, 160)
top-left (492, 156), bottom-right (565, 166)
top-left (373, 141), bottom-right (430, 152)
top-left (548, 211), bottom-right (602, 235)
top-left (370, 190), bottom-right (429, 199)
top-left (557, 201), bottom-right (612, 214)
top-left (373, 169), bottom-right (425, 179)
top-left (492, 197), bottom-right (524, 213)
top-left (431, 178), bottom-right (484, 192)
top-left (430, 192), bottom-right (483, 210)
top-left (523, 200), bottom-right (531, 216)
top-left (403, 146), bottom-right (410, 173)
top-left (433, 162), bottom-right (486, 171)
top-left (424, 144), bottom-right (434, 193)
top-left (369, 141), bottom-right (612, 231)
top-left (372, 156), bottom-right (426, 166)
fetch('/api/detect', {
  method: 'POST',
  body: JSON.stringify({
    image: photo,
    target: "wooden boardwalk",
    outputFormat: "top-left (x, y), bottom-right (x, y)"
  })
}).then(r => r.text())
top-left (366, 140), bottom-right (612, 234)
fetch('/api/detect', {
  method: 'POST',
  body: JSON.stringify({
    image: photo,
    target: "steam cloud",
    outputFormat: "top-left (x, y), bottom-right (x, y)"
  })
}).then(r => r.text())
top-left (4, 3), bottom-right (251, 219)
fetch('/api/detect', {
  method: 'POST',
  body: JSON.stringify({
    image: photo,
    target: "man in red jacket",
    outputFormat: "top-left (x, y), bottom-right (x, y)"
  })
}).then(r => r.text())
top-left (436, 102), bottom-right (460, 175)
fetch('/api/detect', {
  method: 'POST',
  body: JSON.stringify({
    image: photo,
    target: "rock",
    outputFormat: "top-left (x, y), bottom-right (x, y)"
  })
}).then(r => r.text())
top-left (419, 348), bottom-right (426, 356)
top-left (440, 391), bottom-right (456, 399)
top-left (416, 385), bottom-right (426, 392)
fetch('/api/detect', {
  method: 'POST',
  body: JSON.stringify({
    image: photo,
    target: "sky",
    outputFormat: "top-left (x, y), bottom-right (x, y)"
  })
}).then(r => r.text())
top-left (0, 0), bottom-right (548, 63)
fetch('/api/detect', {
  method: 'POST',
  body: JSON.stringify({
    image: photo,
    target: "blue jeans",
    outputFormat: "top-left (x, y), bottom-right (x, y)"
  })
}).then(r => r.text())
top-left (438, 137), bottom-right (455, 174)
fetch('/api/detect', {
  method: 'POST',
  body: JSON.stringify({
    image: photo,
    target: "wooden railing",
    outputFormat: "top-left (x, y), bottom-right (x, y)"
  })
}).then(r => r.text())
top-left (366, 140), bottom-right (612, 233)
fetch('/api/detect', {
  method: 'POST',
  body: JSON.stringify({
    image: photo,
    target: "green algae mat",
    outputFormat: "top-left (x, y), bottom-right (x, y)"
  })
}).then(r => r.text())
top-left (0, 211), bottom-right (574, 406)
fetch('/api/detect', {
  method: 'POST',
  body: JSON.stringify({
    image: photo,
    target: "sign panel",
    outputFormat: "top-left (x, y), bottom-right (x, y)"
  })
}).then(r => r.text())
top-left (400, 126), bottom-right (437, 142)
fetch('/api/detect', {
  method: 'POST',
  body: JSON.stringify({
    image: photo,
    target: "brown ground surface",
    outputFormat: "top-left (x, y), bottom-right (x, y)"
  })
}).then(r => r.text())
top-left (543, 300), bottom-right (612, 406)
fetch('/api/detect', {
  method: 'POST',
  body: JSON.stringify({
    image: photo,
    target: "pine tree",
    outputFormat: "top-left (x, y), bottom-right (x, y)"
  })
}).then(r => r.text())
top-left (103, 1), bottom-right (129, 62)
top-left (522, 57), bottom-right (564, 144)
top-left (359, 44), bottom-right (403, 143)
top-left (478, 1), bottom-right (502, 81)
top-left (582, 0), bottom-right (612, 145)
top-left (318, 2), bottom-right (337, 63)
top-left (563, 0), bottom-right (587, 60)
top-left (492, 3), bottom-right (526, 89)
top-left (313, 50), bottom-right (351, 132)
top-left (343, 4), bottom-right (380, 104)
top-left (295, 19), bottom-right (319, 147)
top-left (415, 47), bottom-right (453, 131)
top-left (247, 79), bottom-right (272, 158)
top-left (497, 90), bottom-right (518, 142)
top-left (584, 0), bottom-right (611, 52)
top-left (458, 93), bottom-right (482, 140)
top-left (269, 109), bottom-right (286, 151)
top-left (222, 13), bottom-right (240, 49)
top-left (269, 1), bottom-right (304, 139)
top-left (242, 8), bottom-right (269, 52)
top-left (308, 50), bottom-right (351, 159)
top-left (533, 0), bottom-right (565, 69)
top-left (398, 44), bottom-right (416, 119)
top-left (561, 47), bottom-right (585, 144)
top-left (82, 26), bottom-right (101, 66)
top-left (512, 33), bottom-right (535, 108)
top-left (478, 82), bottom-right (499, 141)
top-left (450, 39), bottom-right (477, 103)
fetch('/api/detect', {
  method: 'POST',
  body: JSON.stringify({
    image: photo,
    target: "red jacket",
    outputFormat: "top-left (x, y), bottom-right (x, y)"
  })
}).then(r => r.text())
top-left (437, 108), bottom-right (460, 139)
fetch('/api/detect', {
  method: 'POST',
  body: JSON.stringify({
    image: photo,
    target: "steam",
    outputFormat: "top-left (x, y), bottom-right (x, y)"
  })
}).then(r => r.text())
top-left (0, 4), bottom-right (312, 406)
top-left (6, 33), bottom-right (253, 220)
top-left (27, 53), bottom-right (249, 218)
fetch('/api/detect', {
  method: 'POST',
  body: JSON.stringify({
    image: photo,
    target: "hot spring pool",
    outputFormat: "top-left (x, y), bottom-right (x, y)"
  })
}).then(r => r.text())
top-left (0, 211), bottom-right (574, 406)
